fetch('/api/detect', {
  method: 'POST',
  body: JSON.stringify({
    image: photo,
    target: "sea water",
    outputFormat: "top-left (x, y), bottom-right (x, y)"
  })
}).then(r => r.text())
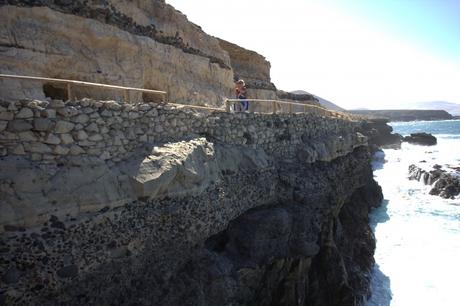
top-left (365, 120), bottom-right (460, 306)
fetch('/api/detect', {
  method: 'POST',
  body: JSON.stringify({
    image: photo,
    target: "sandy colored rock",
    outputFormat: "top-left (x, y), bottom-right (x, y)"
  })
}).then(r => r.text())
top-left (0, 5), bottom-right (233, 105)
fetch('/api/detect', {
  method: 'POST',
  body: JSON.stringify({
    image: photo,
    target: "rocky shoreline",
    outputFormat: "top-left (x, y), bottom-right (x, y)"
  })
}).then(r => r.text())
top-left (409, 164), bottom-right (460, 199)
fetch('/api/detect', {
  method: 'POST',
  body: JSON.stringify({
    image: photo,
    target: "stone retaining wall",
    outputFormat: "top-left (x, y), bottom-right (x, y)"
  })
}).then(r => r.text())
top-left (0, 98), bottom-right (363, 164)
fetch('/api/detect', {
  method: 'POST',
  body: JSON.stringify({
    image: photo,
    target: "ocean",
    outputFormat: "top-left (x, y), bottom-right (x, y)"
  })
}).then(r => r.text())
top-left (365, 120), bottom-right (460, 306)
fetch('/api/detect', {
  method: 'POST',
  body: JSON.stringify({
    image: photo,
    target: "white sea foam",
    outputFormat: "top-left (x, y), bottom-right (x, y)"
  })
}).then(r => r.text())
top-left (365, 121), bottom-right (460, 306)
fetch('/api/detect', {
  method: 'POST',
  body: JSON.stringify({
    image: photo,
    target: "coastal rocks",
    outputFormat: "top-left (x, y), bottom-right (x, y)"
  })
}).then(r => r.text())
top-left (359, 118), bottom-right (402, 152)
top-left (408, 164), bottom-right (460, 199)
top-left (403, 133), bottom-right (437, 146)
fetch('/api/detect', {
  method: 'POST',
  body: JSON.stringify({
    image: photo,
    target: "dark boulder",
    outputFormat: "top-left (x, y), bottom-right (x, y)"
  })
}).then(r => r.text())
top-left (409, 164), bottom-right (460, 199)
top-left (403, 133), bottom-right (437, 146)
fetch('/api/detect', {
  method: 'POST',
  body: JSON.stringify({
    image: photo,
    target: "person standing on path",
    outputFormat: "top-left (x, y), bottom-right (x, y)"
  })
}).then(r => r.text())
top-left (234, 79), bottom-right (249, 112)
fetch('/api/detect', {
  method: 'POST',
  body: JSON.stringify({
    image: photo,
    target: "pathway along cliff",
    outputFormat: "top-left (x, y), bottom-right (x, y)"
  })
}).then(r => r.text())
top-left (0, 1), bottom-right (385, 305)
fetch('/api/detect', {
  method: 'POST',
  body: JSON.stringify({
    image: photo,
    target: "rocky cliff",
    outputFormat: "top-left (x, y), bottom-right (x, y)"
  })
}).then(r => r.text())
top-left (0, 1), bottom-right (382, 305)
top-left (0, 0), bottom-right (235, 105)
top-left (0, 97), bottom-right (382, 305)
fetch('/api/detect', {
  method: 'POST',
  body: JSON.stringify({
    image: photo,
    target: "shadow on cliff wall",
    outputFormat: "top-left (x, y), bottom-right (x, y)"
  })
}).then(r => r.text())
top-left (366, 197), bottom-right (392, 305)
top-left (365, 264), bottom-right (392, 306)
top-left (371, 150), bottom-right (386, 171)
top-left (370, 199), bottom-right (390, 231)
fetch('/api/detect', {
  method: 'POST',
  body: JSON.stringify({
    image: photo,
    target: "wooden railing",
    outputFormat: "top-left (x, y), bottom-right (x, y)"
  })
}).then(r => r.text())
top-left (0, 73), bottom-right (350, 119)
top-left (225, 98), bottom-right (349, 119)
top-left (0, 73), bottom-right (167, 102)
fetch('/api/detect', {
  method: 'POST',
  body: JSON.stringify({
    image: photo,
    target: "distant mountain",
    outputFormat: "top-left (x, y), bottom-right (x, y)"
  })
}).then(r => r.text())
top-left (411, 101), bottom-right (460, 116)
top-left (350, 109), bottom-right (453, 122)
top-left (291, 90), bottom-right (345, 112)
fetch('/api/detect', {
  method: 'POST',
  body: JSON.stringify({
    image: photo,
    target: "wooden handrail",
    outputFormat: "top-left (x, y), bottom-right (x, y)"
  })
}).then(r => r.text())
top-left (0, 73), bottom-right (350, 118)
top-left (0, 73), bottom-right (166, 102)
top-left (225, 98), bottom-right (348, 118)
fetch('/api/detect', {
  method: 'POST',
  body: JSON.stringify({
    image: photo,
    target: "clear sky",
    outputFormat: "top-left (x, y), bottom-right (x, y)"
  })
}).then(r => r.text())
top-left (166, 0), bottom-right (460, 109)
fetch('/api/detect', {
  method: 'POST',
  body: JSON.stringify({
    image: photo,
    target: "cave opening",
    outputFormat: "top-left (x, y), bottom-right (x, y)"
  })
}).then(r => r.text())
top-left (43, 83), bottom-right (68, 101)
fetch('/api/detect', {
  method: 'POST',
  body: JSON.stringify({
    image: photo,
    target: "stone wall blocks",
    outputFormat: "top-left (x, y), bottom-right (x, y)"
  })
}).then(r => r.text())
top-left (49, 100), bottom-right (65, 108)
top-left (55, 121), bottom-right (75, 133)
top-left (87, 148), bottom-right (102, 155)
top-left (69, 145), bottom-right (85, 155)
top-left (139, 104), bottom-right (152, 111)
top-left (60, 134), bottom-right (74, 145)
top-left (89, 112), bottom-right (100, 119)
top-left (11, 144), bottom-right (26, 155)
top-left (44, 133), bottom-right (61, 145)
top-left (99, 151), bottom-right (111, 160)
top-left (41, 109), bottom-right (56, 119)
top-left (54, 145), bottom-right (70, 155)
top-left (105, 101), bottom-right (122, 111)
top-left (24, 142), bottom-right (52, 154)
top-left (100, 110), bottom-right (112, 117)
top-left (57, 106), bottom-right (79, 117)
top-left (0, 120), bottom-right (7, 131)
top-left (8, 120), bottom-right (33, 132)
top-left (100, 126), bottom-right (109, 134)
top-left (18, 131), bottom-right (38, 141)
top-left (85, 122), bottom-right (99, 133)
top-left (78, 140), bottom-right (95, 147)
top-left (91, 101), bottom-right (103, 108)
top-left (75, 130), bottom-right (88, 141)
top-left (128, 112), bottom-right (140, 119)
top-left (88, 134), bottom-right (103, 142)
top-left (72, 114), bottom-right (90, 124)
top-left (16, 108), bottom-right (34, 119)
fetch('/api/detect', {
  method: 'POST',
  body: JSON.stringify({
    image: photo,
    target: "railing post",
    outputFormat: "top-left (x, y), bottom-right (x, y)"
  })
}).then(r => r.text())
top-left (124, 89), bottom-right (130, 103)
top-left (272, 101), bottom-right (277, 114)
top-left (225, 99), bottom-right (231, 112)
top-left (67, 83), bottom-right (74, 101)
top-left (289, 103), bottom-right (293, 113)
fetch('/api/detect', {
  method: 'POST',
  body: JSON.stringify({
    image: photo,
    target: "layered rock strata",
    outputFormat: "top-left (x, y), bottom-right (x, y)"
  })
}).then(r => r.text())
top-left (218, 38), bottom-right (277, 100)
top-left (0, 98), bottom-right (382, 305)
top-left (0, 1), bottom-right (234, 104)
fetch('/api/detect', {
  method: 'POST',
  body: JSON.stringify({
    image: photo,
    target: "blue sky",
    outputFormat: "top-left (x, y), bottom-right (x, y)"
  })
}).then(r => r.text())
top-left (338, 0), bottom-right (460, 59)
top-left (167, 0), bottom-right (460, 109)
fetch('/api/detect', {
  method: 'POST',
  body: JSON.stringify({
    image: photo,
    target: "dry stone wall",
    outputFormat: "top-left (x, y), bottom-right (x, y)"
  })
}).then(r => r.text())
top-left (0, 98), bottom-right (364, 164)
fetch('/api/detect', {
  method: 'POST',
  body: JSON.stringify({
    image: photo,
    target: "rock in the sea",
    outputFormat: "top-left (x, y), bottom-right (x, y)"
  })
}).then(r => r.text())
top-left (403, 133), bottom-right (437, 146)
top-left (409, 164), bottom-right (460, 199)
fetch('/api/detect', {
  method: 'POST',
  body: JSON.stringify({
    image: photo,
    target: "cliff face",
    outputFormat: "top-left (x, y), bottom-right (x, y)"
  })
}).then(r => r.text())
top-left (0, 98), bottom-right (382, 305)
top-left (0, 0), bottom-right (234, 105)
top-left (0, 2), bottom-right (381, 305)
top-left (218, 38), bottom-right (277, 100)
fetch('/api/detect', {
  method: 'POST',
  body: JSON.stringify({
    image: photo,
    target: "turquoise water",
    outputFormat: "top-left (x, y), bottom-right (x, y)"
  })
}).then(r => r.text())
top-left (365, 120), bottom-right (460, 306)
